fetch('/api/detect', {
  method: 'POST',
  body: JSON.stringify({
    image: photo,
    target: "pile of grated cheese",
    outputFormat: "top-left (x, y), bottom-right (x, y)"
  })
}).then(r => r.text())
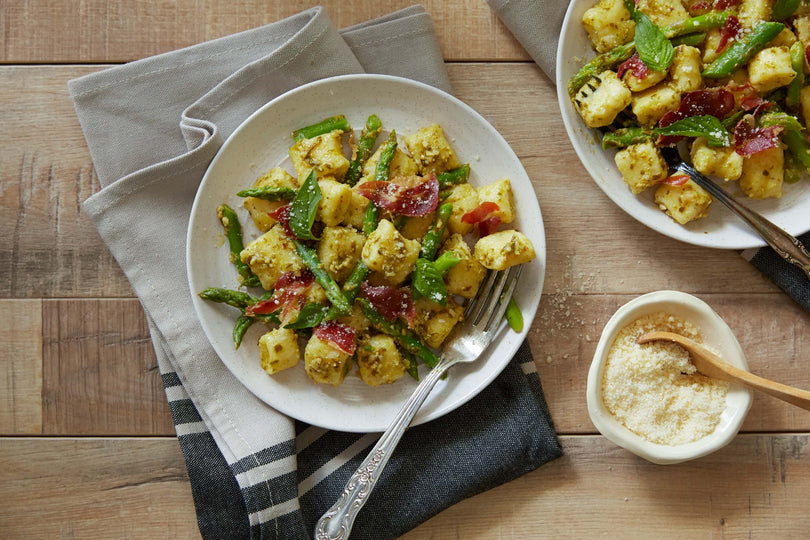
top-left (601, 312), bottom-right (729, 446)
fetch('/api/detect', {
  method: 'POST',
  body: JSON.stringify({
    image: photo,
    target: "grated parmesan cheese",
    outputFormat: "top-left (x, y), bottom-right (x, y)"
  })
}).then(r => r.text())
top-left (601, 312), bottom-right (729, 446)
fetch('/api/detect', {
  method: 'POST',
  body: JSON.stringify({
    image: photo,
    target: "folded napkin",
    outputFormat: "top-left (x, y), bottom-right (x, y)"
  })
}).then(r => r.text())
top-left (490, 0), bottom-right (810, 313)
top-left (69, 5), bottom-right (562, 539)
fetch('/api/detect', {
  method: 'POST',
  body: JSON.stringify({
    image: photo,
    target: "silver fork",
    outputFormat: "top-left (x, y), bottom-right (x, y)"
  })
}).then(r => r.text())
top-left (314, 265), bottom-right (524, 540)
top-left (661, 146), bottom-right (810, 279)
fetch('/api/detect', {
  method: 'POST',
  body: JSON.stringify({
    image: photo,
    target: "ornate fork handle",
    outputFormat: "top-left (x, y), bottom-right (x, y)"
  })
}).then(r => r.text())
top-left (314, 355), bottom-right (456, 540)
top-left (671, 159), bottom-right (810, 279)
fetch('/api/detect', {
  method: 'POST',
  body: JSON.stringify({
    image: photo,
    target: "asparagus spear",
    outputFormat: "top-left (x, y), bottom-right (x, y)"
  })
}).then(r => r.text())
top-left (292, 239), bottom-right (352, 316)
top-left (374, 131), bottom-right (398, 182)
top-left (344, 114), bottom-right (382, 186)
top-left (436, 164), bottom-right (470, 190)
top-left (236, 186), bottom-right (296, 201)
top-left (216, 204), bottom-right (261, 288)
top-left (362, 130), bottom-right (398, 234)
top-left (420, 203), bottom-right (453, 261)
top-left (568, 12), bottom-right (731, 96)
top-left (357, 298), bottom-right (440, 368)
top-left (324, 260), bottom-right (370, 321)
top-left (292, 115), bottom-right (351, 141)
top-left (703, 21), bottom-right (785, 78)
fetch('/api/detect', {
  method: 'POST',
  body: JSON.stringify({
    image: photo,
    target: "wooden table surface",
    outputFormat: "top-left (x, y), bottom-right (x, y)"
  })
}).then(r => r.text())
top-left (2, 1), bottom-right (810, 538)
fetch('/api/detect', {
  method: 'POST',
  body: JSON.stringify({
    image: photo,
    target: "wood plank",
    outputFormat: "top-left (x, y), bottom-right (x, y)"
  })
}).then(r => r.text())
top-left (1, 434), bottom-right (807, 538)
top-left (403, 433), bottom-right (810, 539)
top-left (0, 437), bottom-right (200, 539)
top-left (0, 65), bottom-right (131, 298)
top-left (0, 299), bottom-right (42, 434)
top-left (0, 63), bottom-right (791, 299)
top-left (28, 295), bottom-right (810, 436)
top-left (41, 298), bottom-right (175, 435)
top-left (0, 1), bottom-right (529, 64)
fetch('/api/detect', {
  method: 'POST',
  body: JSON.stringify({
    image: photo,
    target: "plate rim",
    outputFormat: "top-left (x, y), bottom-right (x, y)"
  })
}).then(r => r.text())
top-left (186, 73), bottom-right (546, 432)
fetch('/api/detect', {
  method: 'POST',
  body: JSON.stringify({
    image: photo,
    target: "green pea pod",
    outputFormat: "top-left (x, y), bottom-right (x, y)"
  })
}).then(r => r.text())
top-left (772, 0), bottom-right (801, 20)
top-left (703, 22), bottom-right (785, 79)
top-left (786, 41), bottom-right (805, 108)
top-left (601, 127), bottom-right (654, 149)
top-left (288, 169), bottom-right (322, 241)
top-left (505, 297), bottom-right (523, 333)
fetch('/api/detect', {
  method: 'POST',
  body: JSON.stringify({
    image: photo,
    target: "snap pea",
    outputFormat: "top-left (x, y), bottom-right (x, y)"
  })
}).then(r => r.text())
top-left (786, 41), bottom-right (804, 108)
top-left (601, 127), bottom-right (654, 149)
top-left (703, 21), bottom-right (785, 79)
top-left (505, 297), bottom-right (523, 333)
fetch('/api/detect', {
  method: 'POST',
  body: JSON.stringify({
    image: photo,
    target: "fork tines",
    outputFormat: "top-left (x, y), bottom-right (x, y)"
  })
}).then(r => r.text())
top-left (464, 265), bottom-right (523, 333)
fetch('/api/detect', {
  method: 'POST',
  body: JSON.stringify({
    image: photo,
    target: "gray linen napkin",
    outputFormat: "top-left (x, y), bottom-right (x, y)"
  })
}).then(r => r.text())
top-left (490, 0), bottom-right (810, 313)
top-left (70, 5), bottom-right (562, 539)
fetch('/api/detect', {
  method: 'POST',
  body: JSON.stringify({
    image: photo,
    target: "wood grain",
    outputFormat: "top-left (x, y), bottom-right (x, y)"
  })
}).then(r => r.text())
top-left (0, 1), bottom-right (529, 64)
top-left (0, 299), bottom-right (42, 434)
top-left (0, 437), bottom-right (199, 539)
top-left (403, 434), bottom-right (810, 539)
top-left (21, 294), bottom-right (810, 437)
top-left (4, 2), bottom-right (810, 536)
top-left (1, 434), bottom-right (807, 539)
top-left (41, 299), bottom-right (174, 435)
top-left (0, 63), bottom-right (788, 299)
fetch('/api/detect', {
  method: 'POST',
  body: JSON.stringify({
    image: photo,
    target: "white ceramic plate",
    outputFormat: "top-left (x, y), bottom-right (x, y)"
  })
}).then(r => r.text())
top-left (187, 74), bottom-right (546, 433)
top-left (556, 0), bottom-right (810, 249)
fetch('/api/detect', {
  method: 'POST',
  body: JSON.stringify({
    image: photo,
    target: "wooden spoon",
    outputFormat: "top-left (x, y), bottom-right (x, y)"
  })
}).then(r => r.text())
top-left (637, 331), bottom-right (810, 411)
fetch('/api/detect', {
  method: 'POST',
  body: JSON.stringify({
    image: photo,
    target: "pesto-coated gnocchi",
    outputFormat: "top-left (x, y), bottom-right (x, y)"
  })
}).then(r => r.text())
top-left (200, 113), bottom-right (535, 387)
top-left (571, 0), bottom-right (809, 225)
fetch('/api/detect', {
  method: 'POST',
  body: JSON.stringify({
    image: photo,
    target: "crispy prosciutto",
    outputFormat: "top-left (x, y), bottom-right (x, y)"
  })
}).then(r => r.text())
top-left (733, 116), bottom-right (783, 156)
top-left (659, 174), bottom-right (690, 186)
top-left (268, 204), bottom-right (294, 237)
top-left (313, 320), bottom-right (356, 355)
top-left (461, 201), bottom-right (502, 236)
top-left (657, 88), bottom-right (735, 145)
top-left (714, 0), bottom-right (740, 8)
top-left (360, 281), bottom-right (416, 326)
top-left (245, 270), bottom-right (315, 323)
top-left (716, 15), bottom-right (742, 53)
top-left (356, 174), bottom-right (439, 216)
top-left (617, 52), bottom-right (649, 80)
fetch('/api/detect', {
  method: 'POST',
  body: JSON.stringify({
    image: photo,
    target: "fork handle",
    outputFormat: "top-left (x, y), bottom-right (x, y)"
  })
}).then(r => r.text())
top-left (314, 357), bottom-right (453, 540)
top-left (672, 161), bottom-right (810, 279)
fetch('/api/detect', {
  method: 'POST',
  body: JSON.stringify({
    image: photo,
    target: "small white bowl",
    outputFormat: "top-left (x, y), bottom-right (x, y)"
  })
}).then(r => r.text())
top-left (587, 291), bottom-right (752, 464)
